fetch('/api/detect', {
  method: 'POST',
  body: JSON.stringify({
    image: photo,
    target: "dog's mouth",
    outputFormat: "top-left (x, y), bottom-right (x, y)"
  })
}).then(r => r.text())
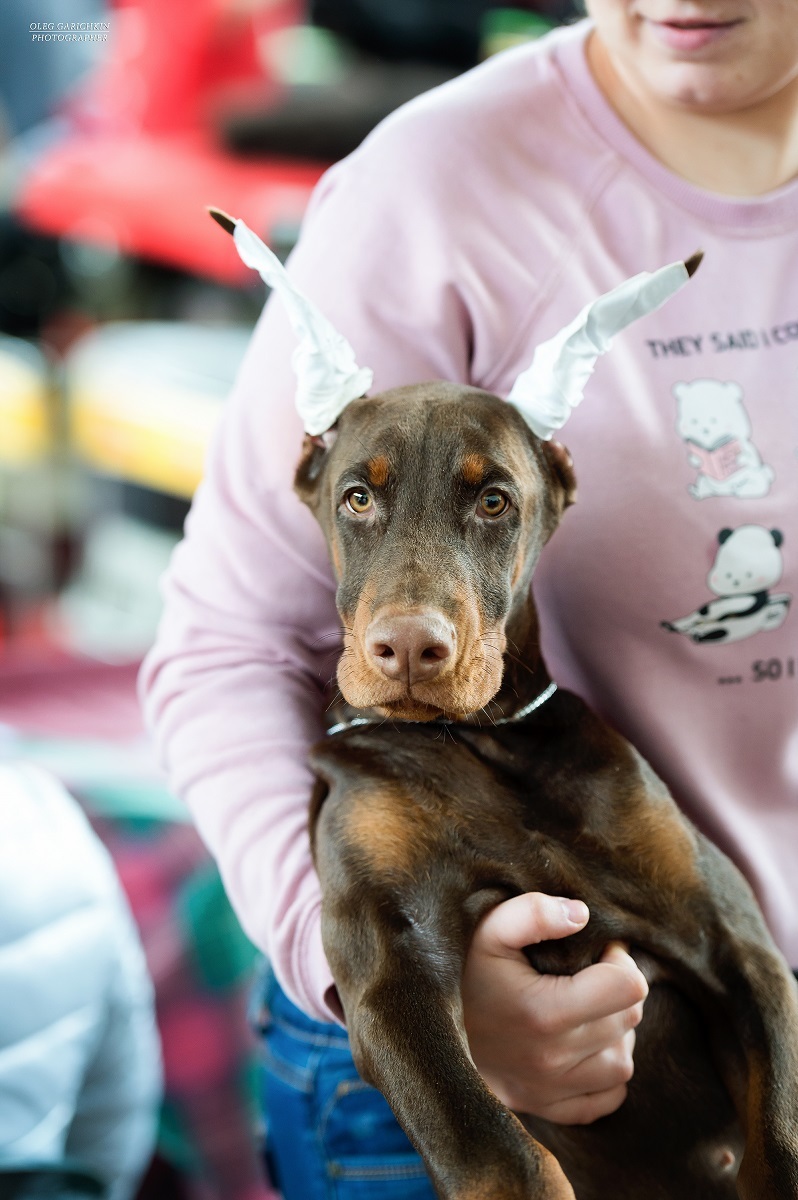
top-left (333, 609), bottom-right (504, 720)
top-left (344, 684), bottom-right (489, 724)
top-left (374, 696), bottom-right (449, 722)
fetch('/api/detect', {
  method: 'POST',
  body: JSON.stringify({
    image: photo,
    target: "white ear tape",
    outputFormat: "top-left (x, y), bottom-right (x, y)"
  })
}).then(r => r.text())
top-left (508, 254), bottom-right (702, 440)
top-left (214, 211), bottom-right (373, 436)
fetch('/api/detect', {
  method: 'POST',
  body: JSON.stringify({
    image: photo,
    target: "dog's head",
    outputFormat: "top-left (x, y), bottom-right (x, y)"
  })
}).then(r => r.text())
top-left (208, 209), bottom-right (700, 718)
top-left (295, 381), bottom-right (576, 721)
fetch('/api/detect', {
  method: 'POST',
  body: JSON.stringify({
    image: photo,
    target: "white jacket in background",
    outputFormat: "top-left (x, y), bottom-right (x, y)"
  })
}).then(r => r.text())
top-left (0, 763), bottom-right (161, 1199)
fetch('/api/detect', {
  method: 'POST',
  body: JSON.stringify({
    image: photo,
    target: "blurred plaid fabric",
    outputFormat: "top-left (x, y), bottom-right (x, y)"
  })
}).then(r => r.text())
top-left (84, 809), bottom-right (275, 1200)
top-left (0, 655), bottom-right (276, 1199)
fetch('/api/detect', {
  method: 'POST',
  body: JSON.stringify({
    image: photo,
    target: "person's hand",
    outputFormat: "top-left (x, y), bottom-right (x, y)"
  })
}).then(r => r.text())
top-left (462, 893), bottom-right (648, 1125)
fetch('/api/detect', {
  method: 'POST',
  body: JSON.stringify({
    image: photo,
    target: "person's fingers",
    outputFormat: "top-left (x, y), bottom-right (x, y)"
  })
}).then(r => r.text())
top-left (600, 940), bottom-right (637, 967)
top-left (482, 1029), bottom-right (638, 1117)
top-left (474, 902), bottom-right (649, 1024)
top-left (523, 956), bottom-right (647, 1035)
top-left (533, 1082), bottom-right (632, 1126)
top-left (555, 1029), bottom-right (638, 1093)
top-left (525, 1001), bottom-right (644, 1075)
top-left (464, 899), bottom-right (649, 1125)
top-left (474, 892), bottom-right (589, 957)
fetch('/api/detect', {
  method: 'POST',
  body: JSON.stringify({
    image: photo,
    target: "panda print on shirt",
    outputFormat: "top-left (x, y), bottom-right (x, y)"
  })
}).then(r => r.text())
top-left (662, 525), bottom-right (791, 645)
top-left (674, 379), bottom-right (775, 499)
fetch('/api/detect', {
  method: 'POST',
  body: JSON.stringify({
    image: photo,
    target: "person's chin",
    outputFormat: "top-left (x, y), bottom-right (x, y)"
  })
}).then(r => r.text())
top-left (631, 37), bottom-right (753, 114)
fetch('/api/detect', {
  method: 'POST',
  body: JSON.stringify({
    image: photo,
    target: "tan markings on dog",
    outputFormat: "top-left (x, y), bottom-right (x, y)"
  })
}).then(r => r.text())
top-left (467, 595), bottom-right (505, 702)
top-left (329, 527), bottom-right (343, 578)
top-left (339, 570), bottom-right (503, 715)
top-left (401, 590), bottom-right (504, 718)
top-left (510, 542), bottom-right (529, 591)
top-left (737, 1055), bottom-right (771, 1183)
top-left (461, 453), bottom-right (488, 486)
top-left (457, 1143), bottom-right (575, 1200)
top-left (366, 455), bottom-right (391, 487)
top-left (339, 582), bottom-right (378, 693)
top-left (344, 786), bottom-right (425, 875)
top-left (429, 593), bottom-right (505, 717)
top-left (620, 799), bottom-right (700, 892)
top-left (745, 1053), bottom-right (768, 1114)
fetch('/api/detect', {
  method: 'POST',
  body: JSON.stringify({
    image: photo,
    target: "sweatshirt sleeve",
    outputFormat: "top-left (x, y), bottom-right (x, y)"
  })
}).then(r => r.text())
top-left (139, 115), bottom-right (473, 1022)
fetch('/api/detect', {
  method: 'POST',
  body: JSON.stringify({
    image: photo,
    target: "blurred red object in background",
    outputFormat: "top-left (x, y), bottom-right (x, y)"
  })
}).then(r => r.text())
top-left (16, 0), bottom-right (326, 283)
top-left (82, 0), bottom-right (282, 137)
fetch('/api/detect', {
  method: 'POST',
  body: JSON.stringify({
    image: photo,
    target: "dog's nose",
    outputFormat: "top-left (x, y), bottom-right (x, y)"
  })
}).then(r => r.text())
top-left (366, 612), bottom-right (455, 684)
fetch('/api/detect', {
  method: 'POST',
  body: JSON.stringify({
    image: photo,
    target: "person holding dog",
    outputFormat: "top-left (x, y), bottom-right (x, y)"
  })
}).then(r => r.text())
top-left (141, 0), bottom-right (798, 1194)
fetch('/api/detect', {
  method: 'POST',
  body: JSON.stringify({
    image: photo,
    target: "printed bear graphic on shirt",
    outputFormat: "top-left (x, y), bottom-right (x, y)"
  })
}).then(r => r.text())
top-left (662, 525), bottom-right (790, 644)
top-left (674, 379), bottom-right (774, 499)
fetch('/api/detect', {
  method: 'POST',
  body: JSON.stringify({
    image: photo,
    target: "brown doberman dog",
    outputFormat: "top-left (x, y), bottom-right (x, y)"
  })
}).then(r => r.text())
top-left (293, 381), bottom-right (798, 1200)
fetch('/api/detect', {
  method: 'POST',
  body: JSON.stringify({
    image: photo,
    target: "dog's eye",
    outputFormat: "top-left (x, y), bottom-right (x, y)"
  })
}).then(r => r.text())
top-left (478, 491), bottom-right (510, 518)
top-left (344, 488), bottom-right (373, 515)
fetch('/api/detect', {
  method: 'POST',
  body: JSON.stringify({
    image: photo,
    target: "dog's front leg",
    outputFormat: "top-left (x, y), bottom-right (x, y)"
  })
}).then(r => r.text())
top-left (325, 899), bottom-right (575, 1200)
top-left (312, 782), bottom-right (575, 1200)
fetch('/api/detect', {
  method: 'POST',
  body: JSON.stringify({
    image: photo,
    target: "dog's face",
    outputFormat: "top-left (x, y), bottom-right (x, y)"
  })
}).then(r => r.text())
top-left (295, 381), bottom-right (576, 721)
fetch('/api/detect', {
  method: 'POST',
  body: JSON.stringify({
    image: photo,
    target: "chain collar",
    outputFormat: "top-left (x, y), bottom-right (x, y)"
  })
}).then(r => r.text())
top-left (326, 680), bottom-right (558, 738)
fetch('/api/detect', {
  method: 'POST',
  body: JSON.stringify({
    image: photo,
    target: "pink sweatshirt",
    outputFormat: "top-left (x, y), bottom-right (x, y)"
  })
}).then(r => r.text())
top-left (140, 20), bottom-right (798, 1023)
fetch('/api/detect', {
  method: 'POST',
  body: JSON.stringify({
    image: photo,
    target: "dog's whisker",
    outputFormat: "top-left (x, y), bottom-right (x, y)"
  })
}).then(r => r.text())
top-left (502, 650), bottom-right (538, 677)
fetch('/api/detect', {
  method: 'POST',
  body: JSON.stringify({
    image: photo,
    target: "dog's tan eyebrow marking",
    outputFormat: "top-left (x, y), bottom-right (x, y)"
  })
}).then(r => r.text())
top-left (366, 456), bottom-right (391, 487)
top-left (460, 453), bottom-right (489, 486)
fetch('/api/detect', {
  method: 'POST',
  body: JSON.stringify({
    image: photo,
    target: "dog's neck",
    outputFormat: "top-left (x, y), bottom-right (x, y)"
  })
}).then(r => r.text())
top-left (476, 585), bottom-right (553, 725)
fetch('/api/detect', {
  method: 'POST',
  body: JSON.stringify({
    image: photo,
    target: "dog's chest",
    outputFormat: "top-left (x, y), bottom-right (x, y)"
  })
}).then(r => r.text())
top-left (313, 716), bottom-right (675, 966)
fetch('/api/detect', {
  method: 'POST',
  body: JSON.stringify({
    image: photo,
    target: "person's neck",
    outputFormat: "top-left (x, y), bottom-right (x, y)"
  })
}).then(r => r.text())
top-left (587, 33), bottom-right (798, 196)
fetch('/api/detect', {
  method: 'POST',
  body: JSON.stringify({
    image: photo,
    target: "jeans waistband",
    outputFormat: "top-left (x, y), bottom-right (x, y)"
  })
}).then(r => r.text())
top-left (255, 960), bottom-right (351, 1045)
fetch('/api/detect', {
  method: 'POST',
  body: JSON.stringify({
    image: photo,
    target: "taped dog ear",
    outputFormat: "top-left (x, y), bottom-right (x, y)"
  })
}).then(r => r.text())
top-left (208, 208), bottom-right (372, 436)
top-left (509, 252), bottom-right (702, 440)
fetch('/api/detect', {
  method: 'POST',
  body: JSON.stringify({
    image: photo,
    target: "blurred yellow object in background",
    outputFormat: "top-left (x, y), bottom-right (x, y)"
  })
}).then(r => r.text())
top-left (64, 322), bottom-right (252, 500)
top-left (0, 336), bottom-right (53, 466)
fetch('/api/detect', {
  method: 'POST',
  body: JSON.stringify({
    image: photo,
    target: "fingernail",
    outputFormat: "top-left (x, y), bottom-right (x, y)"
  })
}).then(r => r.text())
top-left (559, 898), bottom-right (589, 926)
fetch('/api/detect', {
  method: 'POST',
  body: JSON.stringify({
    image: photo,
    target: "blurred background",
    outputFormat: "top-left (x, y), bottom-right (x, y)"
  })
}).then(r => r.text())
top-left (0, 1), bottom-right (579, 1196)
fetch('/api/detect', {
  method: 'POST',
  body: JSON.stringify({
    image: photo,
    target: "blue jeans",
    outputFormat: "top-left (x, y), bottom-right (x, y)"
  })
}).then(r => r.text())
top-left (253, 967), bottom-right (435, 1200)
